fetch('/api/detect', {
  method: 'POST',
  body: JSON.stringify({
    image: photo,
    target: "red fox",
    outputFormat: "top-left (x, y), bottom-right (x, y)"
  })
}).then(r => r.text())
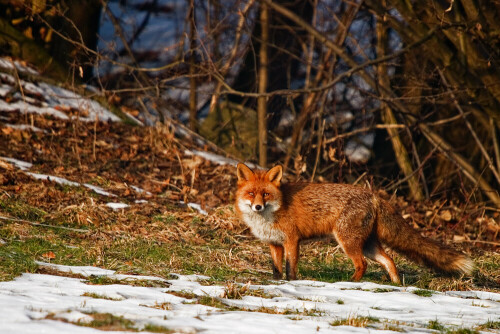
top-left (235, 163), bottom-right (473, 283)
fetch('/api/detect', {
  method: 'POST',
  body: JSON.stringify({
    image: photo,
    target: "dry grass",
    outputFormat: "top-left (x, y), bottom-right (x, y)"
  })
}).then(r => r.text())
top-left (330, 315), bottom-right (379, 327)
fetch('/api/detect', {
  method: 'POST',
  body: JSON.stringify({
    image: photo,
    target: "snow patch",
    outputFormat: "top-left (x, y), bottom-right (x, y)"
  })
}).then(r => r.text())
top-left (83, 183), bottom-right (116, 197)
top-left (185, 149), bottom-right (239, 166)
top-left (27, 172), bottom-right (80, 187)
top-left (187, 202), bottom-right (208, 215)
top-left (0, 62), bottom-right (120, 122)
top-left (130, 185), bottom-right (152, 196)
top-left (0, 156), bottom-right (33, 170)
top-left (0, 263), bottom-right (497, 334)
top-left (105, 202), bottom-right (129, 210)
top-left (2, 123), bottom-right (46, 132)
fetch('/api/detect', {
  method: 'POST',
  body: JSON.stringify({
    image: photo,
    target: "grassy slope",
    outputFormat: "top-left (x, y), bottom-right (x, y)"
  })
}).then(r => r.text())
top-left (0, 112), bottom-right (498, 292)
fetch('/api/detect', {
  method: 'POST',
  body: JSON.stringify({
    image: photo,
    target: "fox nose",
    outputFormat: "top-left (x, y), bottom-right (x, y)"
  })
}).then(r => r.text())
top-left (253, 204), bottom-right (263, 211)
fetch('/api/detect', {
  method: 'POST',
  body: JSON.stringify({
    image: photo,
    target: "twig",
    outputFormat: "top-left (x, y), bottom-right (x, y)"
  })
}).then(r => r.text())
top-left (0, 215), bottom-right (88, 233)
top-left (490, 117), bottom-right (500, 177)
top-left (385, 146), bottom-right (438, 192)
top-left (93, 114), bottom-right (97, 161)
top-left (310, 119), bottom-right (325, 181)
top-left (458, 240), bottom-right (500, 246)
top-left (209, 0), bottom-right (255, 114)
top-left (320, 123), bottom-right (406, 146)
top-left (419, 123), bottom-right (500, 206)
top-left (438, 69), bottom-right (500, 186)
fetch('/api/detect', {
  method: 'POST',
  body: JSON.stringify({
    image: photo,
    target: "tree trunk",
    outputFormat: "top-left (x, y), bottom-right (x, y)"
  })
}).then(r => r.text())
top-left (258, 2), bottom-right (269, 167)
top-left (188, 0), bottom-right (198, 132)
top-left (230, 0), bottom-right (313, 130)
top-left (376, 10), bottom-right (424, 201)
top-left (50, 0), bottom-right (102, 82)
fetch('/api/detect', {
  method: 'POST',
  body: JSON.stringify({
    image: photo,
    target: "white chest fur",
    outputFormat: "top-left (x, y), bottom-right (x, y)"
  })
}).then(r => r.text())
top-left (238, 201), bottom-right (285, 244)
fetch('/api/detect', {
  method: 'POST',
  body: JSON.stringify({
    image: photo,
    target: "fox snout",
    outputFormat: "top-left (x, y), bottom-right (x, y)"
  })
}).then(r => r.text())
top-left (251, 194), bottom-right (266, 212)
top-left (252, 203), bottom-right (264, 212)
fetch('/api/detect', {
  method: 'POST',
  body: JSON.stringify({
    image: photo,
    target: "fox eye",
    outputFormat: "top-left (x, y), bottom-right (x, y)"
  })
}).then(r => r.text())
top-left (248, 192), bottom-right (254, 196)
top-left (263, 193), bottom-right (269, 197)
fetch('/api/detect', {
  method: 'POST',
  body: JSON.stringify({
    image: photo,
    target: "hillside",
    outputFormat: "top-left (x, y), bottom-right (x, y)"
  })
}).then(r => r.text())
top-left (0, 57), bottom-right (499, 333)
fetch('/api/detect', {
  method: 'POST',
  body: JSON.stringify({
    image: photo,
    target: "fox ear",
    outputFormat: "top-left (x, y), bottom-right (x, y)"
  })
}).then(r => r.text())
top-left (266, 165), bottom-right (283, 187)
top-left (237, 163), bottom-right (254, 184)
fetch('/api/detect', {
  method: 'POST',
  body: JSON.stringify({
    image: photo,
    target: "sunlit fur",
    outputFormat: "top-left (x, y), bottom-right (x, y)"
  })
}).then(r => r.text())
top-left (235, 163), bottom-right (473, 283)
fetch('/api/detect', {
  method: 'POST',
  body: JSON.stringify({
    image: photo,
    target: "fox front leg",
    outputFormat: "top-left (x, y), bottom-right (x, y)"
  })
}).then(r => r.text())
top-left (269, 244), bottom-right (284, 279)
top-left (283, 240), bottom-right (299, 280)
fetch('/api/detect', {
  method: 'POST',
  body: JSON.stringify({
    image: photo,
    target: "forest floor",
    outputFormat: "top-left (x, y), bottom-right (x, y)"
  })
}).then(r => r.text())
top-left (0, 109), bottom-right (498, 287)
top-left (0, 106), bottom-right (499, 332)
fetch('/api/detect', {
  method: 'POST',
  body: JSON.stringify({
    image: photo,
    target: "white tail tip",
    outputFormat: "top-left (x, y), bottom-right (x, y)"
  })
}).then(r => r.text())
top-left (454, 257), bottom-right (474, 275)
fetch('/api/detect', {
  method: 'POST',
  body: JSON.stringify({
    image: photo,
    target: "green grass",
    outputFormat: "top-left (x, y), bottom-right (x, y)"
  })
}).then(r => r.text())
top-left (49, 311), bottom-right (173, 333)
top-left (413, 289), bottom-right (433, 297)
top-left (85, 275), bottom-right (170, 287)
top-left (330, 315), bottom-right (379, 327)
top-left (142, 324), bottom-right (173, 333)
top-left (428, 320), bottom-right (446, 331)
top-left (371, 288), bottom-right (395, 293)
top-left (0, 197), bottom-right (47, 222)
top-left (152, 215), bottom-right (177, 224)
top-left (447, 329), bottom-right (479, 334)
top-left (428, 320), bottom-right (486, 334)
top-left (0, 229), bottom-right (92, 281)
top-left (80, 313), bottom-right (137, 331)
top-left (477, 320), bottom-right (500, 330)
top-left (81, 292), bottom-right (123, 301)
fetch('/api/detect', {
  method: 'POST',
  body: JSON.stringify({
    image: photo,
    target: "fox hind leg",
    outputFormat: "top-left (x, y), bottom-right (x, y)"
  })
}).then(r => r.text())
top-left (343, 244), bottom-right (368, 282)
top-left (334, 232), bottom-right (368, 281)
top-left (363, 236), bottom-right (400, 284)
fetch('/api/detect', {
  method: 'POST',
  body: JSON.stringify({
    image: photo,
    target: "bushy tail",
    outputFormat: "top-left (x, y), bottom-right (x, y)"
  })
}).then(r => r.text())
top-left (376, 200), bottom-right (473, 275)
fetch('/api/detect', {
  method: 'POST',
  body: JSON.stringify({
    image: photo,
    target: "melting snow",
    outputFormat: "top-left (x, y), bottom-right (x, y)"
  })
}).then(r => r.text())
top-left (82, 183), bottom-right (117, 197)
top-left (185, 149), bottom-right (239, 166)
top-left (187, 202), bottom-right (208, 215)
top-left (2, 123), bottom-right (45, 132)
top-left (27, 172), bottom-right (80, 187)
top-left (0, 156), bottom-right (33, 171)
top-left (0, 262), bottom-right (497, 334)
top-left (0, 157), bottom-right (118, 198)
top-left (130, 185), bottom-right (152, 196)
top-left (105, 202), bottom-right (130, 210)
top-left (0, 61), bottom-right (120, 122)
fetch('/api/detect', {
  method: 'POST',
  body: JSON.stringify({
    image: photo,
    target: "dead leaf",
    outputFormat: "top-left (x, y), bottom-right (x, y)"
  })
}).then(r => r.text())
top-left (328, 147), bottom-right (338, 162)
top-left (440, 210), bottom-right (452, 221)
top-left (42, 251), bottom-right (56, 259)
top-left (1, 127), bottom-right (13, 135)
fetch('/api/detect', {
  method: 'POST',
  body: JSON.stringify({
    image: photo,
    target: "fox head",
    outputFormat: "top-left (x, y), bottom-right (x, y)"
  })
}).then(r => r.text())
top-left (236, 163), bottom-right (283, 214)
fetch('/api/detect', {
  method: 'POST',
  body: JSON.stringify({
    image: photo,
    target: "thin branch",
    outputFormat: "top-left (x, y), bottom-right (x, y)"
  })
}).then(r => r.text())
top-left (209, 0), bottom-right (256, 113)
top-left (490, 118), bottom-right (500, 176)
top-left (321, 123), bottom-right (406, 146)
top-left (0, 215), bottom-right (88, 233)
top-left (419, 123), bottom-right (500, 206)
top-left (438, 69), bottom-right (500, 186)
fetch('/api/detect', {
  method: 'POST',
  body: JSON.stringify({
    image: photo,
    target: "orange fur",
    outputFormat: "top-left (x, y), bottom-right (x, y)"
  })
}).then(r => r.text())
top-left (235, 163), bottom-right (473, 283)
